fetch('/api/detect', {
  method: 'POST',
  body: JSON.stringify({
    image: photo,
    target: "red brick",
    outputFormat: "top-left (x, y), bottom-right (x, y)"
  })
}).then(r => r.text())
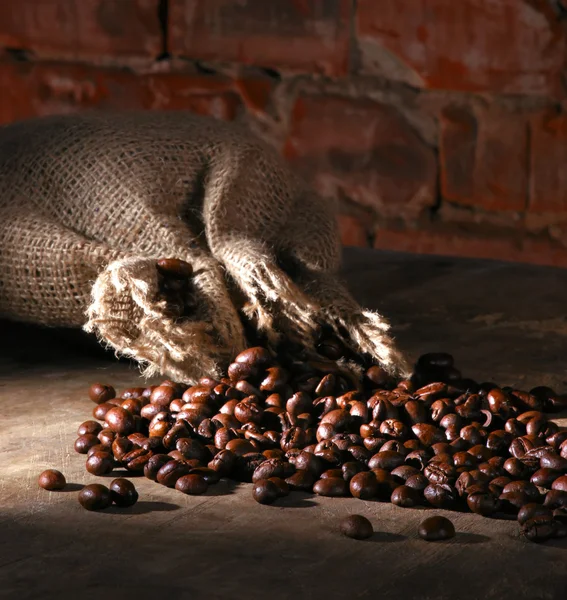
top-left (356, 0), bottom-right (566, 95)
top-left (169, 0), bottom-right (351, 76)
top-left (338, 214), bottom-right (369, 247)
top-left (284, 94), bottom-right (437, 221)
top-left (373, 228), bottom-right (567, 268)
top-left (440, 104), bottom-right (528, 212)
top-left (0, 62), bottom-right (251, 125)
top-left (529, 110), bottom-right (567, 214)
top-left (0, 0), bottom-right (161, 64)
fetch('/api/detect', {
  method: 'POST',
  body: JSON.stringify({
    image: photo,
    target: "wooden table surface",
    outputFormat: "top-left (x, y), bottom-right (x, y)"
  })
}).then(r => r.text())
top-left (1, 248), bottom-right (566, 600)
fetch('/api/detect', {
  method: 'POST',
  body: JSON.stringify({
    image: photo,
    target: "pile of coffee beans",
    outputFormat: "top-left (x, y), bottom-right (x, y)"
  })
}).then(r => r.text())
top-left (72, 343), bottom-right (566, 543)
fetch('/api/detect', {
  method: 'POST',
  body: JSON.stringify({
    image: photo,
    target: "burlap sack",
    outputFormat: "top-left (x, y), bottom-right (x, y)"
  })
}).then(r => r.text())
top-left (0, 111), bottom-right (408, 382)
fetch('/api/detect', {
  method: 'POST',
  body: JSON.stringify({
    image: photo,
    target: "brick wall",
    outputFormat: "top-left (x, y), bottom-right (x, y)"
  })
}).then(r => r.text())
top-left (1, 0), bottom-right (567, 267)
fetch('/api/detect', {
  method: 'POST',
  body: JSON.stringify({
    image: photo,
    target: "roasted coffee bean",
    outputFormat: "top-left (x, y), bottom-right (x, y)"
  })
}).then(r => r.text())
top-left (321, 468), bottom-right (343, 479)
top-left (176, 474), bottom-right (208, 495)
top-left (424, 483), bottom-right (456, 508)
top-left (86, 451), bottom-right (114, 476)
top-left (368, 451), bottom-right (405, 471)
top-left (93, 403), bottom-right (114, 421)
top-left (531, 468), bottom-right (560, 489)
top-left (225, 438), bottom-right (256, 456)
top-left (405, 473), bottom-right (429, 491)
top-left (340, 514), bottom-right (373, 540)
top-left (540, 453), bottom-right (567, 471)
top-left (285, 469), bottom-right (315, 492)
top-left (252, 459), bottom-right (286, 482)
top-left (518, 503), bottom-right (552, 525)
top-left (209, 449), bottom-right (236, 477)
top-left (467, 491), bottom-right (500, 516)
top-left (521, 515), bottom-right (556, 543)
top-left (234, 346), bottom-right (273, 369)
top-left (268, 477), bottom-right (290, 497)
top-left (544, 490), bottom-right (567, 510)
top-left (156, 258), bottom-right (193, 279)
top-left (313, 477), bottom-right (348, 497)
top-left (188, 467), bottom-right (220, 485)
top-left (77, 421), bottom-right (103, 437)
top-left (109, 478), bottom-right (138, 507)
top-left (74, 434), bottom-right (101, 455)
top-left (390, 465), bottom-right (419, 483)
top-left (89, 384), bottom-right (116, 405)
top-left (379, 419), bottom-right (408, 440)
top-left (78, 484), bottom-right (112, 511)
top-left (412, 423), bottom-right (444, 446)
top-left (144, 454), bottom-right (173, 480)
top-left (424, 463), bottom-right (456, 485)
top-left (503, 458), bottom-right (530, 479)
top-left (391, 485), bottom-right (420, 507)
top-left (234, 399), bottom-right (263, 424)
top-left (252, 479), bottom-right (279, 504)
top-left (38, 469), bottom-right (66, 491)
top-left (418, 516), bottom-right (455, 541)
top-left (552, 475), bottom-right (567, 492)
top-left (156, 460), bottom-right (191, 488)
top-left (350, 471), bottom-right (378, 499)
top-left (123, 448), bottom-right (153, 472)
top-left (341, 461), bottom-right (364, 482)
top-left (105, 407), bottom-right (135, 435)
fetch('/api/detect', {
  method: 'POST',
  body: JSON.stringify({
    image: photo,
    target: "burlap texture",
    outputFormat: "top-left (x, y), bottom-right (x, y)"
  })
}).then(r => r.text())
top-left (0, 111), bottom-right (408, 382)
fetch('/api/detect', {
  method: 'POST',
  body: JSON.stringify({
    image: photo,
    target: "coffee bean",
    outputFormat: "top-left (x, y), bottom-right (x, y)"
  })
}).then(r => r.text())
top-left (418, 516), bottom-right (455, 541)
top-left (144, 454), bottom-right (173, 481)
top-left (467, 491), bottom-right (500, 516)
top-left (349, 472), bottom-right (378, 499)
top-left (339, 515), bottom-right (373, 540)
top-left (89, 384), bottom-right (116, 405)
top-left (109, 478), bottom-right (139, 507)
top-left (74, 434), bottom-right (101, 454)
top-left (252, 458), bottom-right (286, 482)
top-left (268, 477), bottom-right (290, 497)
top-left (86, 451), bottom-right (114, 476)
top-left (208, 449), bottom-right (236, 477)
top-left (424, 483), bottom-right (456, 508)
top-left (285, 470), bottom-right (315, 492)
top-left (544, 489), bottom-right (567, 509)
top-left (156, 258), bottom-right (193, 279)
top-left (531, 468), bottom-right (560, 489)
top-left (105, 407), bottom-right (135, 435)
top-left (391, 485), bottom-right (420, 508)
top-left (517, 503), bottom-right (552, 525)
top-left (78, 484), bottom-right (112, 511)
top-left (77, 421), bottom-right (103, 437)
top-left (38, 469), bottom-right (66, 491)
top-left (176, 474), bottom-right (208, 495)
top-left (552, 475), bottom-right (567, 492)
top-left (368, 451), bottom-right (405, 471)
top-left (225, 439), bottom-right (256, 456)
top-left (313, 477), bottom-right (348, 497)
top-left (521, 515), bottom-right (556, 543)
top-left (405, 473), bottom-right (429, 491)
top-left (252, 479), bottom-right (279, 504)
top-left (156, 460), bottom-right (191, 487)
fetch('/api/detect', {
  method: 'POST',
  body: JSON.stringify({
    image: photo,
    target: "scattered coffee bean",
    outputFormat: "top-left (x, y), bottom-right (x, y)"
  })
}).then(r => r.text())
top-left (418, 516), bottom-right (456, 541)
top-left (176, 474), bottom-right (208, 495)
top-left (109, 478), bottom-right (139, 507)
top-left (252, 479), bottom-right (279, 504)
top-left (38, 469), bottom-right (66, 491)
top-left (78, 484), bottom-right (112, 511)
top-left (339, 515), bottom-right (373, 540)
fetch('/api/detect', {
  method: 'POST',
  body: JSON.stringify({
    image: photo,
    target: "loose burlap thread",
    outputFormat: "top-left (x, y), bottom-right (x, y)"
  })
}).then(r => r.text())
top-left (0, 111), bottom-right (409, 382)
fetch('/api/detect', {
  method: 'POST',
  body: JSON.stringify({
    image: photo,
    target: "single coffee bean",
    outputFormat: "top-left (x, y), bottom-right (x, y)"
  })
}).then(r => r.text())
top-left (156, 460), bottom-right (191, 487)
top-left (252, 458), bottom-right (286, 483)
top-left (544, 489), bottom-right (567, 509)
top-left (78, 484), bottom-right (112, 511)
top-left (521, 515), bottom-right (556, 543)
top-left (74, 434), bottom-right (101, 455)
top-left (252, 479), bottom-right (279, 504)
top-left (518, 503), bottom-right (552, 525)
top-left (225, 438), bottom-right (256, 456)
top-left (86, 451), bottom-right (114, 476)
top-left (467, 491), bottom-right (500, 516)
top-left (401, 474), bottom-right (426, 493)
top-left (77, 420), bottom-right (103, 437)
top-left (339, 514), bottom-right (373, 540)
top-left (418, 516), bottom-right (455, 541)
top-left (368, 451), bottom-right (405, 471)
top-left (156, 257), bottom-right (193, 279)
top-left (552, 475), bottom-right (567, 492)
top-left (209, 449), bottom-right (236, 477)
top-left (38, 469), bottom-right (66, 491)
top-left (341, 461), bottom-right (364, 482)
top-left (540, 453), bottom-right (567, 471)
top-left (350, 471), bottom-right (378, 500)
top-left (313, 477), bottom-right (348, 497)
top-left (175, 474), bottom-right (208, 495)
top-left (531, 468), bottom-right (560, 489)
top-left (424, 483), bottom-right (457, 508)
top-left (109, 478), bottom-right (139, 507)
top-left (391, 485), bottom-right (420, 508)
top-left (105, 407), bottom-right (135, 435)
top-left (144, 454), bottom-right (173, 480)
top-left (89, 383), bottom-right (116, 405)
